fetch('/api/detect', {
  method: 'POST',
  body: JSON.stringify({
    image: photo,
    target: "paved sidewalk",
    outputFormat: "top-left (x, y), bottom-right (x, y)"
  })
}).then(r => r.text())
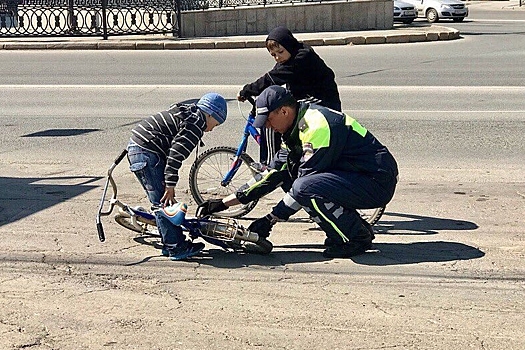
top-left (0, 24), bottom-right (460, 50)
top-left (0, 0), bottom-right (522, 50)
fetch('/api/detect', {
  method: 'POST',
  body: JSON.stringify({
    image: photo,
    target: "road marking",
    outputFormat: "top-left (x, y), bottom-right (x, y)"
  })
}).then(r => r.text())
top-left (468, 18), bottom-right (525, 23)
top-left (1, 85), bottom-right (524, 92)
top-left (347, 110), bottom-right (525, 113)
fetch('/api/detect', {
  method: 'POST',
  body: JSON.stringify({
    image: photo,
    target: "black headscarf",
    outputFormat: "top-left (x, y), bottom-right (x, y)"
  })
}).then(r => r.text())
top-left (266, 26), bottom-right (301, 57)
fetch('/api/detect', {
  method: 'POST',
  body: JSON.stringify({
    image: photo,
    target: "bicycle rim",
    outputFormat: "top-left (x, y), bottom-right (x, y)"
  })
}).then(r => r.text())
top-left (189, 146), bottom-right (258, 218)
top-left (358, 207), bottom-right (385, 226)
top-left (114, 213), bottom-right (160, 237)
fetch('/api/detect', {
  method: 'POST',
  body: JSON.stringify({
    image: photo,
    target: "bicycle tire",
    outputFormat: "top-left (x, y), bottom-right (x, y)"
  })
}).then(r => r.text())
top-left (358, 207), bottom-right (385, 226)
top-left (114, 213), bottom-right (160, 237)
top-left (189, 146), bottom-right (259, 218)
top-left (243, 239), bottom-right (273, 255)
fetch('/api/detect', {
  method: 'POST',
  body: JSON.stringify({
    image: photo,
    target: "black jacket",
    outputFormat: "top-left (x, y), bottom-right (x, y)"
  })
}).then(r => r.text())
top-left (240, 27), bottom-right (342, 111)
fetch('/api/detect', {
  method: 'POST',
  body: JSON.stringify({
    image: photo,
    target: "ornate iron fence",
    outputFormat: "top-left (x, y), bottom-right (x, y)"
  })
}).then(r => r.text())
top-left (180, 0), bottom-right (325, 10)
top-left (0, 0), bottom-right (328, 38)
top-left (0, 0), bottom-right (180, 38)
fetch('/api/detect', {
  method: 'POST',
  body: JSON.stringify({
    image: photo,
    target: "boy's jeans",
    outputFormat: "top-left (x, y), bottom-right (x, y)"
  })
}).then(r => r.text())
top-left (127, 140), bottom-right (186, 248)
top-left (127, 140), bottom-right (165, 206)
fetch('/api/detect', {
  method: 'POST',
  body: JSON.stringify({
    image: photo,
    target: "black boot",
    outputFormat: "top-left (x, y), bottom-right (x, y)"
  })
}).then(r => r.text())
top-left (322, 224), bottom-right (373, 258)
top-left (360, 217), bottom-right (375, 241)
top-left (324, 220), bottom-right (374, 247)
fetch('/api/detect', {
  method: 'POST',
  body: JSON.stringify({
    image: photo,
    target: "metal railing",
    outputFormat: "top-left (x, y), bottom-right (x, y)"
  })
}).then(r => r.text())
top-left (181, 0), bottom-right (325, 9)
top-left (1, 0), bottom-right (180, 38)
top-left (0, 0), bottom-right (329, 38)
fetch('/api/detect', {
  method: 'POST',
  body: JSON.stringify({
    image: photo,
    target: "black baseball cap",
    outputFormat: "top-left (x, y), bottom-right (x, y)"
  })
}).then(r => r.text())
top-left (253, 85), bottom-right (295, 128)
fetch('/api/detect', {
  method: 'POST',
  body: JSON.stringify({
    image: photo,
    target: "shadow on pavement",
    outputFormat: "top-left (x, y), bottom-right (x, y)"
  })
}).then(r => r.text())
top-left (188, 241), bottom-right (485, 269)
top-left (128, 240), bottom-right (483, 268)
top-left (129, 235), bottom-right (331, 267)
top-left (0, 176), bottom-right (101, 227)
top-left (376, 211), bottom-right (479, 235)
top-left (129, 240), bottom-right (484, 268)
top-left (127, 211), bottom-right (482, 267)
top-left (353, 241), bottom-right (484, 265)
top-left (193, 248), bottom-right (331, 268)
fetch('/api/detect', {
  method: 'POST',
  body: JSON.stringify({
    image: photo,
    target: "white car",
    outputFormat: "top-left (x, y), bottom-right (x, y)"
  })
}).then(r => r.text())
top-left (394, 0), bottom-right (418, 24)
top-left (403, 0), bottom-right (469, 23)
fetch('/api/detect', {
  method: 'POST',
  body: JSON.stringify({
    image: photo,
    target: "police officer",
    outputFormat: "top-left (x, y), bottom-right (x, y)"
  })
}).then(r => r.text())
top-left (200, 85), bottom-right (398, 258)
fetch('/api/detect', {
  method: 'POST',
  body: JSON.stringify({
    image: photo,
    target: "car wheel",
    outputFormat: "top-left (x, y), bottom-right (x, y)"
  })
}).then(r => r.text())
top-left (426, 8), bottom-right (439, 23)
top-left (402, 19), bottom-right (414, 24)
top-left (453, 17), bottom-right (465, 22)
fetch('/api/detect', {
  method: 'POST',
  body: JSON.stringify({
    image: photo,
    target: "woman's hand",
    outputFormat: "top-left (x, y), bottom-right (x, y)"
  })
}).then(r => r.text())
top-left (237, 92), bottom-right (246, 102)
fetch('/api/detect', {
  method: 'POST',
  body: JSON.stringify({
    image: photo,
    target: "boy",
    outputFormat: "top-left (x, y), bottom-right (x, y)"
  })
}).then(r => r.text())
top-left (237, 26), bottom-right (342, 165)
top-left (127, 93), bottom-right (227, 260)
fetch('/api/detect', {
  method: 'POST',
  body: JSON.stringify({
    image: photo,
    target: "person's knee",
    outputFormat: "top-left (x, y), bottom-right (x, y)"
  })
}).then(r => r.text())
top-left (290, 177), bottom-right (315, 206)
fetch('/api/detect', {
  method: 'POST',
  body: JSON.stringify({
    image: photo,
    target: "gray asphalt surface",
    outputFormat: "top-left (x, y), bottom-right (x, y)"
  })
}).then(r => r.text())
top-left (1, 1), bottom-right (524, 349)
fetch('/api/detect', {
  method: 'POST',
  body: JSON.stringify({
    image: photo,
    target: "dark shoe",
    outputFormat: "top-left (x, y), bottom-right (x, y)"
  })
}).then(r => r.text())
top-left (324, 220), bottom-right (374, 247)
top-left (324, 236), bottom-right (336, 247)
top-left (163, 242), bottom-right (205, 261)
top-left (161, 246), bottom-right (170, 257)
top-left (322, 240), bottom-right (372, 258)
top-left (360, 218), bottom-right (376, 240)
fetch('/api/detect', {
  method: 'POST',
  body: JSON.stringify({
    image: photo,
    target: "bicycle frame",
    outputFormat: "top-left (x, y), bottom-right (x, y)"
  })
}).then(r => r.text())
top-left (95, 149), bottom-right (264, 251)
top-left (221, 97), bottom-right (260, 187)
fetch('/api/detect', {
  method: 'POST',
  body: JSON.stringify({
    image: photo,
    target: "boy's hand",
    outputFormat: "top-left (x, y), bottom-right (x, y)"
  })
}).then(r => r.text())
top-left (160, 187), bottom-right (176, 207)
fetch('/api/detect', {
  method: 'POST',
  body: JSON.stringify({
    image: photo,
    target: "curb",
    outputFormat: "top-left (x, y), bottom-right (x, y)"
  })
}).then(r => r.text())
top-left (0, 28), bottom-right (460, 50)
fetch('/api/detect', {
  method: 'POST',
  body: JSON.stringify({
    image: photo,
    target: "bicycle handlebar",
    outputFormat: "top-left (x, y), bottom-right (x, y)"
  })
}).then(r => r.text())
top-left (97, 222), bottom-right (105, 242)
top-left (96, 149), bottom-right (128, 243)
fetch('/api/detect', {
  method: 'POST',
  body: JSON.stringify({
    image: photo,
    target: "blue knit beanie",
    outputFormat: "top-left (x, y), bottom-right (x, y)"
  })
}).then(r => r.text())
top-left (196, 93), bottom-right (227, 124)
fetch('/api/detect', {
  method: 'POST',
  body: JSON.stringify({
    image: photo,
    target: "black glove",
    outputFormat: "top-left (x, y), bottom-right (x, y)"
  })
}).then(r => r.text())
top-left (247, 214), bottom-right (276, 238)
top-left (196, 199), bottom-right (228, 217)
top-left (238, 88), bottom-right (248, 98)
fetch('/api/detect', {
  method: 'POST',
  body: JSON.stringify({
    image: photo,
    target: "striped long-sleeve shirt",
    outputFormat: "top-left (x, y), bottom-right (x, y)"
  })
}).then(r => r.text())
top-left (130, 104), bottom-right (206, 187)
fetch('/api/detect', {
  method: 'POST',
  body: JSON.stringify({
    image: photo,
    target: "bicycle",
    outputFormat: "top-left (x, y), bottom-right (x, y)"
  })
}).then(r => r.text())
top-left (95, 149), bottom-right (273, 254)
top-left (188, 97), bottom-right (385, 225)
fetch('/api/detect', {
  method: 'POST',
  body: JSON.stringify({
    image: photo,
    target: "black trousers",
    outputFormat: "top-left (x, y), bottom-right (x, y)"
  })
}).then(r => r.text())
top-left (290, 170), bottom-right (397, 244)
top-left (259, 127), bottom-right (282, 166)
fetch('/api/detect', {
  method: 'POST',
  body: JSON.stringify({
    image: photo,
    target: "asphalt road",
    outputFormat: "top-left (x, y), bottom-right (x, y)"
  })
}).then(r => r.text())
top-left (0, 3), bottom-right (524, 349)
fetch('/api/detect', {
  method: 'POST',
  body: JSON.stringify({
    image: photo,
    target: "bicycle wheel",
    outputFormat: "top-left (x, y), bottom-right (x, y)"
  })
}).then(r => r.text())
top-left (358, 207), bottom-right (385, 226)
top-left (114, 212), bottom-right (159, 237)
top-left (189, 146), bottom-right (258, 218)
top-left (243, 239), bottom-right (273, 255)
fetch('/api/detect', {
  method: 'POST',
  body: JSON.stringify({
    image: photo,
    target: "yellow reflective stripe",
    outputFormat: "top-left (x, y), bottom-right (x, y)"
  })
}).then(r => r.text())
top-left (345, 114), bottom-right (367, 137)
top-left (243, 169), bottom-right (278, 196)
top-left (310, 198), bottom-right (349, 243)
top-left (300, 109), bottom-right (330, 149)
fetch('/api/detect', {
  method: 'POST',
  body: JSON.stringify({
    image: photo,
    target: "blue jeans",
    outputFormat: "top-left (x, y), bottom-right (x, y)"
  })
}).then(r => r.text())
top-left (127, 141), bottom-right (166, 207)
top-left (127, 140), bottom-right (187, 248)
top-left (154, 211), bottom-right (187, 248)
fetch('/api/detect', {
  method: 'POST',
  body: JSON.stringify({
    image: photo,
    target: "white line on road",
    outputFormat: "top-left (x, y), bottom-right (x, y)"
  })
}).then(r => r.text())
top-left (1, 85), bottom-right (525, 92)
top-left (468, 18), bottom-right (525, 23)
top-left (348, 110), bottom-right (525, 113)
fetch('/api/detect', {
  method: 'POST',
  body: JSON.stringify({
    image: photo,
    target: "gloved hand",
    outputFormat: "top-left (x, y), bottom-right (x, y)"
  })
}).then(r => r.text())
top-left (237, 91), bottom-right (246, 102)
top-left (247, 214), bottom-right (277, 238)
top-left (196, 199), bottom-right (228, 217)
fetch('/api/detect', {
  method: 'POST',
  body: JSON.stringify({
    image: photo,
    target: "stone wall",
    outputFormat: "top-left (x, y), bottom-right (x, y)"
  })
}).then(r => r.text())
top-left (180, 0), bottom-right (393, 38)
